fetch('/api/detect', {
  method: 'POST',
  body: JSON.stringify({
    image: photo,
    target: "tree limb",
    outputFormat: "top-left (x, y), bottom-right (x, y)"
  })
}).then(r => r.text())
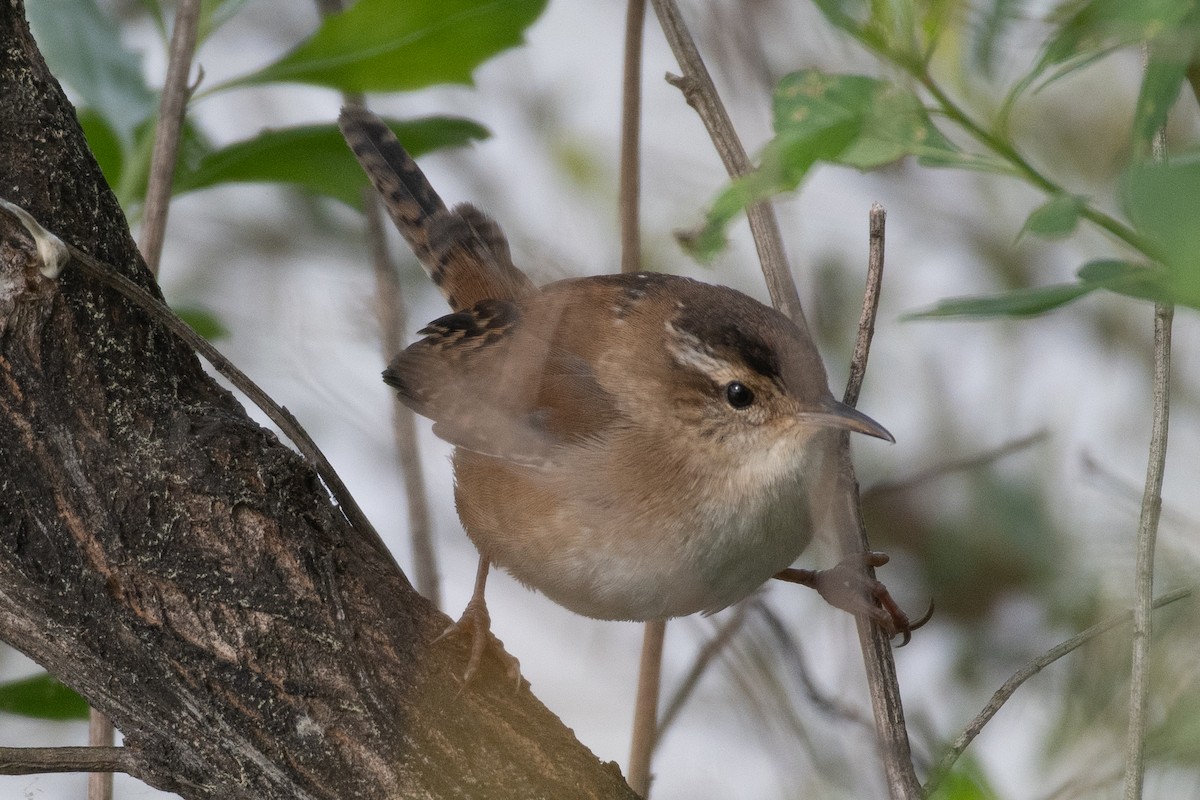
top-left (0, 3), bottom-right (636, 798)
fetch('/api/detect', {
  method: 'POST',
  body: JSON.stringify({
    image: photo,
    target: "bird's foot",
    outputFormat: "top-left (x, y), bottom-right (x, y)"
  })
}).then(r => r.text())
top-left (775, 552), bottom-right (934, 646)
top-left (434, 596), bottom-right (523, 690)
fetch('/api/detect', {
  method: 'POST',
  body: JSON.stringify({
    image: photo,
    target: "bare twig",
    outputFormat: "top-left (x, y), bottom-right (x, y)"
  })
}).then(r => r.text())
top-left (628, 618), bottom-right (666, 797)
top-left (620, 2), bottom-right (664, 792)
top-left (87, 710), bottom-right (115, 800)
top-left (1123, 77), bottom-right (1173, 800)
top-left (865, 430), bottom-right (1049, 500)
top-left (138, 0), bottom-right (201, 276)
top-left (1123, 301), bottom-right (1173, 799)
top-left (0, 747), bottom-right (135, 777)
top-left (619, 0), bottom-right (646, 274)
top-left (829, 207), bottom-right (921, 800)
top-left (927, 587), bottom-right (1192, 796)
top-left (649, 0), bottom-right (806, 330)
top-left (845, 204), bottom-right (886, 407)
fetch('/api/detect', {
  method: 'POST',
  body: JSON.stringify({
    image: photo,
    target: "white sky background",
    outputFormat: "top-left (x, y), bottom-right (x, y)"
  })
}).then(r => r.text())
top-left (4, 0), bottom-right (1200, 798)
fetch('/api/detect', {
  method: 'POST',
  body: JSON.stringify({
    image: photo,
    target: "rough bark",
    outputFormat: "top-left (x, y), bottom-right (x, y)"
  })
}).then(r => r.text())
top-left (0, 2), bottom-right (637, 798)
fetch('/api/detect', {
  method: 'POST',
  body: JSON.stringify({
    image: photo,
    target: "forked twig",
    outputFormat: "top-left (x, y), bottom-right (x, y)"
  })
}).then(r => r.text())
top-left (831, 206), bottom-right (922, 800)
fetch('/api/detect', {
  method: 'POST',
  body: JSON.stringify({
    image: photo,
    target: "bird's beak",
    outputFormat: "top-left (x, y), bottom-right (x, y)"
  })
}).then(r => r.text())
top-left (797, 399), bottom-right (895, 443)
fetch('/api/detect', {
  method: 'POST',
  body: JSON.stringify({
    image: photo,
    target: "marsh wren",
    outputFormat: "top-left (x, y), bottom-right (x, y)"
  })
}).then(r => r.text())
top-left (340, 108), bottom-right (911, 684)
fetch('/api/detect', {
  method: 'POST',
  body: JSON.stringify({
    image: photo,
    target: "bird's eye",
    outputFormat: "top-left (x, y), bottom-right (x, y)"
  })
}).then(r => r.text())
top-left (724, 381), bottom-right (755, 409)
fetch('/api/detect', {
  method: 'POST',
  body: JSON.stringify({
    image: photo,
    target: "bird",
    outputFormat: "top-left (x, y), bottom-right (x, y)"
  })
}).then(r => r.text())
top-left (339, 106), bottom-right (915, 685)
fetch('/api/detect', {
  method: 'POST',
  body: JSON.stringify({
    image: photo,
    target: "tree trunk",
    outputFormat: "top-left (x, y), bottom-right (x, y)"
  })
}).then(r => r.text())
top-left (0, 2), bottom-right (637, 797)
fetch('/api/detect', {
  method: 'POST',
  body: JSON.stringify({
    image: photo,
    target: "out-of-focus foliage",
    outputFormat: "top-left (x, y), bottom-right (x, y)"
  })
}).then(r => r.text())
top-left (221, 0), bottom-right (548, 93)
top-left (173, 117), bottom-right (489, 208)
top-left (693, 0), bottom-right (1200, 315)
top-left (29, 0), bottom-right (546, 215)
top-left (0, 673), bottom-right (89, 721)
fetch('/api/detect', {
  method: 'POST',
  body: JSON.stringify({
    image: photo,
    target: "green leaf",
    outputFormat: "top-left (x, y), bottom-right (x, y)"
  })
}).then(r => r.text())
top-left (926, 757), bottom-right (1000, 799)
top-left (78, 108), bottom-right (125, 190)
top-left (26, 0), bottom-right (158, 144)
top-left (1019, 193), bottom-right (1086, 240)
top-left (906, 259), bottom-right (1181, 321)
top-left (774, 70), bottom-right (956, 169)
top-left (682, 70), bottom-right (957, 261)
top-left (679, 121), bottom-right (861, 260)
top-left (1132, 8), bottom-right (1200, 160)
top-left (175, 306), bottom-right (229, 340)
top-left (0, 673), bottom-right (89, 721)
top-left (905, 282), bottom-right (1095, 319)
top-left (223, 0), bottom-right (548, 93)
top-left (1123, 155), bottom-right (1200, 306)
top-left (1035, 0), bottom-right (1194, 84)
top-left (173, 116), bottom-right (488, 207)
top-left (1077, 259), bottom-right (1175, 304)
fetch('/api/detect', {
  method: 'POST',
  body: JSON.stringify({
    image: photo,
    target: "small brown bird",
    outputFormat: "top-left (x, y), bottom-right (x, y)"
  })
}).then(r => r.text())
top-left (340, 107), bottom-right (911, 684)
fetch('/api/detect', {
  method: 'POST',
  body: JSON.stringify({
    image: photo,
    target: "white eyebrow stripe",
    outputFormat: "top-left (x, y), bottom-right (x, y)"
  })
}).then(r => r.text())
top-left (664, 320), bottom-right (734, 376)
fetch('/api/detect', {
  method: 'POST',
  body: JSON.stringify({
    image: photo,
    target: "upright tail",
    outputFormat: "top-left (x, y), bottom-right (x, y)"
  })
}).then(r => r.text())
top-left (338, 106), bottom-right (535, 311)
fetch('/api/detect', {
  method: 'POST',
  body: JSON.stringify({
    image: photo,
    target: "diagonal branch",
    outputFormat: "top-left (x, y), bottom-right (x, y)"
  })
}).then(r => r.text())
top-left (927, 587), bottom-right (1192, 796)
top-left (649, 0), bottom-right (806, 331)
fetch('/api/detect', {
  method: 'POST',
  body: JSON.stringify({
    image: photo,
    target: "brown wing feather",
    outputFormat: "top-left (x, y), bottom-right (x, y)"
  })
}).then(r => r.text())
top-left (383, 292), bottom-right (621, 465)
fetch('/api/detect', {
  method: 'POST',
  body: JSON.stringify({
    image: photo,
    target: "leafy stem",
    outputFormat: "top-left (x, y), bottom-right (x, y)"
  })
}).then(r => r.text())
top-left (913, 67), bottom-right (1162, 261)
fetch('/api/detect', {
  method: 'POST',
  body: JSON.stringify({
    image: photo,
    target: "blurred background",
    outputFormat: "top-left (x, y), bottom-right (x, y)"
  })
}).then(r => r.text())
top-left (3, 0), bottom-right (1200, 798)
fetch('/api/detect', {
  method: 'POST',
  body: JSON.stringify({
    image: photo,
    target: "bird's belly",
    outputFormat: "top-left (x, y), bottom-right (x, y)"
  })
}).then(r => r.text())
top-left (456, 453), bottom-right (814, 620)
top-left (535, 509), bottom-right (811, 621)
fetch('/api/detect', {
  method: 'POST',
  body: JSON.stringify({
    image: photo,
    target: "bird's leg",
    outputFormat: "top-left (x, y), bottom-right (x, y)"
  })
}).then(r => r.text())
top-left (775, 552), bottom-right (933, 646)
top-left (434, 557), bottom-right (522, 689)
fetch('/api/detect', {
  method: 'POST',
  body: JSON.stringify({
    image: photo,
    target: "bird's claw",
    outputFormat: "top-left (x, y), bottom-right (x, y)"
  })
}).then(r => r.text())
top-left (775, 551), bottom-right (934, 646)
top-left (435, 597), bottom-right (522, 691)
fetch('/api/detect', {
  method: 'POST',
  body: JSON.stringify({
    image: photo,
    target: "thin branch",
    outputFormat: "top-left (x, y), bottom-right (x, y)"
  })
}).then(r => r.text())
top-left (1123, 301), bottom-right (1173, 799)
top-left (138, 0), bottom-right (202, 276)
top-left (865, 430), bottom-right (1050, 500)
top-left (649, 0), bottom-right (806, 330)
top-left (926, 587), bottom-right (1192, 796)
top-left (87, 709), bottom-right (115, 800)
top-left (620, 3), bottom-right (662, 793)
top-left (831, 207), bottom-right (921, 800)
top-left (844, 203), bottom-right (886, 407)
top-left (619, 0), bottom-right (646, 274)
top-left (0, 747), bottom-right (136, 777)
top-left (1123, 75), bottom-right (1174, 800)
top-left (628, 618), bottom-right (666, 798)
